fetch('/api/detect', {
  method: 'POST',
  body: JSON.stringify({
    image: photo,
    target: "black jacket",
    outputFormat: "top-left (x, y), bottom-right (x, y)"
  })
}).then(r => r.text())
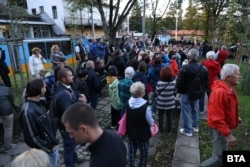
top-left (88, 130), bottom-right (127, 167)
top-left (176, 60), bottom-right (209, 94)
top-left (86, 68), bottom-right (102, 95)
top-left (0, 49), bottom-right (10, 74)
top-left (19, 100), bottom-right (59, 152)
top-left (0, 84), bottom-right (14, 116)
top-left (73, 78), bottom-right (90, 103)
top-left (126, 103), bottom-right (151, 141)
top-left (75, 43), bottom-right (86, 60)
top-left (105, 57), bottom-right (125, 79)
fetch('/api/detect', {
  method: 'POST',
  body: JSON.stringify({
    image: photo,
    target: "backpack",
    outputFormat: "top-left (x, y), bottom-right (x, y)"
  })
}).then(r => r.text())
top-left (48, 96), bottom-right (59, 130)
top-left (43, 72), bottom-right (55, 110)
top-left (188, 65), bottom-right (205, 100)
top-left (75, 61), bottom-right (87, 77)
top-left (109, 79), bottom-right (120, 110)
top-left (48, 90), bottom-right (72, 130)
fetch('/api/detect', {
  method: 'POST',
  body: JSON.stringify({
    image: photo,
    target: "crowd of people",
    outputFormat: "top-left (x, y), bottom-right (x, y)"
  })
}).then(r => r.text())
top-left (0, 36), bottom-right (242, 167)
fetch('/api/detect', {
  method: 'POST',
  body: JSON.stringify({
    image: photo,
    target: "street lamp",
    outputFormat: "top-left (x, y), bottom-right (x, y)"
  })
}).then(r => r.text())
top-left (175, 9), bottom-right (178, 40)
top-left (175, 0), bottom-right (182, 41)
top-left (90, 1), bottom-right (95, 38)
top-left (142, 0), bottom-right (146, 43)
top-left (127, 15), bottom-right (130, 35)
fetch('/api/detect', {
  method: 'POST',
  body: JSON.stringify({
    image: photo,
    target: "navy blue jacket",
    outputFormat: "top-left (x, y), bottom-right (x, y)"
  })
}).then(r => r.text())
top-left (86, 68), bottom-right (101, 95)
top-left (53, 83), bottom-right (79, 130)
top-left (147, 64), bottom-right (162, 91)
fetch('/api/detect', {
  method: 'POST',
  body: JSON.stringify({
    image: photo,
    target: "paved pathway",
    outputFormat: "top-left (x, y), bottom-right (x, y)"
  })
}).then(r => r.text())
top-left (172, 94), bottom-right (208, 167)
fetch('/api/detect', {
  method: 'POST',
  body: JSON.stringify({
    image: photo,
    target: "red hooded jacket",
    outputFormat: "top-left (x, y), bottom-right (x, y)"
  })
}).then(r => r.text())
top-left (207, 80), bottom-right (239, 136)
top-left (201, 60), bottom-right (221, 88)
top-left (217, 49), bottom-right (229, 65)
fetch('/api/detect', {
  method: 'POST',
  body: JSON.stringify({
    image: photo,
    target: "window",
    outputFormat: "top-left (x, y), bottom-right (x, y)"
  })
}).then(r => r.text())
top-left (33, 26), bottom-right (51, 38)
top-left (23, 28), bottom-right (31, 38)
top-left (41, 27), bottom-right (51, 37)
top-left (28, 42), bottom-right (46, 58)
top-left (39, 6), bottom-right (44, 13)
top-left (61, 41), bottom-right (71, 55)
top-left (31, 8), bottom-right (36, 15)
top-left (52, 6), bottom-right (57, 19)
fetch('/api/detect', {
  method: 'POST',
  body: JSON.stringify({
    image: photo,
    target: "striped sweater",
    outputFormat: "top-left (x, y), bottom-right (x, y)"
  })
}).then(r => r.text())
top-left (156, 80), bottom-right (176, 110)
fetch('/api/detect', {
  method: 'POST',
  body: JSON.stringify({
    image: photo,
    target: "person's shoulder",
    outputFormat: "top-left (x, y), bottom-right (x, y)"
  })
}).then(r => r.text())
top-left (104, 130), bottom-right (123, 140)
top-left (169, 79), bottom-right (176, 84)
top-left (54, 84), bottom-right (66, 93)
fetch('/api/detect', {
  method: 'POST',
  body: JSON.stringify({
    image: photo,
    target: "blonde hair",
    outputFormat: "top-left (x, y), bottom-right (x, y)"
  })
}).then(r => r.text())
top-left (51, 44), bottom-right (60, 52)
top-left (11, 148), bottom-right (52, 167)
top-left (31, 47), bottom-right (41, 54)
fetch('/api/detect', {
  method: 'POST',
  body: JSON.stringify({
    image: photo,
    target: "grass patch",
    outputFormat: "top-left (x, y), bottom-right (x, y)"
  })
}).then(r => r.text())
top-left (149, 110), bottom-right (180, 167)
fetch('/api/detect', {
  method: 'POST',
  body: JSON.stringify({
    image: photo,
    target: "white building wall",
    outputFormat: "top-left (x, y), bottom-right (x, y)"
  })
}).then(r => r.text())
top-left (26, 0), bottom-right (113, 34)
top-left (26, 0), bottom-right (65, 32)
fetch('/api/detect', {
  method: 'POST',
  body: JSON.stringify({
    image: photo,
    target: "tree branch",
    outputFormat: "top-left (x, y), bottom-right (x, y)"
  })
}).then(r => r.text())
top-left (156, 0), bottom-right (171, 21)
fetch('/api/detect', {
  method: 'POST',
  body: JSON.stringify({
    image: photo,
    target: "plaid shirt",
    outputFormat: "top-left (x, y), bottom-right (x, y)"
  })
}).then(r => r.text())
top-left (118, 78), bottom-right (133, 110)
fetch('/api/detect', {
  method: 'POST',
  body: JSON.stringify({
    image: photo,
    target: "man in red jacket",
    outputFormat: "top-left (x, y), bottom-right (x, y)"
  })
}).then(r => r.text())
top-left (199, 64), bottom-right (241, 167)
top-left (216, 45), bottom-right (229, 68)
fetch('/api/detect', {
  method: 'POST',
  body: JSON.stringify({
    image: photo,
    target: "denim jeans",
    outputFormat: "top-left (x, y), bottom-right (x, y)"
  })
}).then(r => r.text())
top-left (180, 94), bottom-right (199, 133)
top-left (60, 130), bottom-right (77, 167)
top-left (48, 147), bottom-right (59, 167)
top-left (90, 93), bottom-right (99, 110)
top-left (1, 114), bottom-right (14, 148)
top-left (199, 93), bottom-right (205, 112)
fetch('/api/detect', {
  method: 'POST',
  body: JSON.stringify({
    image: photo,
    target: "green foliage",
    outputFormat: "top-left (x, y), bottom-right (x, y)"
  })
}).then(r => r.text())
top-left (0, 5), bottom-right (29, 39)
top-left (182, 5), bottom-right (201, 30)
top-left (241, 66), bottom-right (250, 95)
top-left (217, 0), bottom-right (250, 45)
top-left (146, 0), bottom-right (172, 37)
top-left (129, 1), bottom-right (142, 32)
top-left (64, 0), bottom-right (137, 42)
top-left (8, 0), bottom-right (26, 7)
top-left (195, 0), bottom-right (230, 41)
top-left (64, 0), bottom-right (94, 11)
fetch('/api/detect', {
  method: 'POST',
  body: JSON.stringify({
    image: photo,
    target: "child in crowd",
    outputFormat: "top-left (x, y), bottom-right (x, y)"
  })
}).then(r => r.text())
top-left (106, 65), bottom-right (120, 129)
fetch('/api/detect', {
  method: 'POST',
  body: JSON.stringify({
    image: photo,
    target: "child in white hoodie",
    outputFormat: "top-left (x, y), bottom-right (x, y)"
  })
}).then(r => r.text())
top-left (126, 81), bottom-right (154, 167)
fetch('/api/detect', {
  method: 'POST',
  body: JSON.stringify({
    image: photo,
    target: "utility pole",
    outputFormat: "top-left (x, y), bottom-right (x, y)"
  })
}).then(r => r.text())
top-left (175, 0), bottom-right (179, 41)
top-left (142, 0), bottom-right (146, 46)
top-left (91, 1), bottom-right (95, 38)
top-left (175, 9), bottom-right (178, 40)
top-left (80, 8), bottom-right (84, 35)
top-left (127, 15), bottom-right (130, 35)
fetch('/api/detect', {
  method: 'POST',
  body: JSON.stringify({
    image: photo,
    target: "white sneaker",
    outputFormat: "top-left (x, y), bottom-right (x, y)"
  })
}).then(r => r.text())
top-left (179, 128), bottom-right (193, 137)
top-left (193, 127), bottom-right (199, 133)
top-left (110, 126), bottom-right (116, 130)
top-left (200, 111), bottom-right (205, 115)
